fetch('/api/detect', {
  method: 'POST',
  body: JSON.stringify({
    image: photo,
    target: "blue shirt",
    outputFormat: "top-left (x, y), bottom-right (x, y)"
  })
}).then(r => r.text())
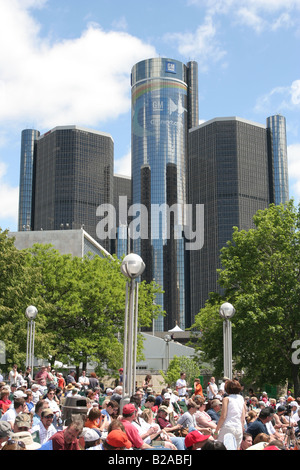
top-left (247, 419), bottom-right (269, 440)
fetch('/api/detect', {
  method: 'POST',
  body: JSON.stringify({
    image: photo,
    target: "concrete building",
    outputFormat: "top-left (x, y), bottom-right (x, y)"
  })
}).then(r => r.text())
top-left (8, 228), bottom-right (111, 259)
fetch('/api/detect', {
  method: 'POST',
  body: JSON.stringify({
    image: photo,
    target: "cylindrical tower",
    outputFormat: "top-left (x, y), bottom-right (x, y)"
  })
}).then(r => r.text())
top-left (131, 58), bottom-right (198, 330)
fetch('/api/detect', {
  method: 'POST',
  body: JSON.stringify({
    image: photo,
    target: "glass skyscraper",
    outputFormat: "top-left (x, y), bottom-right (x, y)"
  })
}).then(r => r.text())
top-left (33, 126), bottom-right (114, 250)
top-left (131, 58), bottom-right (198, 331)
top-left (188, 117), bottom-right (273, 322)
top-left (18, 129), bottom-right (40, 231)
top-left (266, 114), bottom-right (289, 205)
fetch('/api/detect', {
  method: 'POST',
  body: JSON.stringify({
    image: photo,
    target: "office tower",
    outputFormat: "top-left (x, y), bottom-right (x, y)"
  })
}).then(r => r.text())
top-left (18, 129), bottom-right (40, 231)
top-left (188, 117), bottom-right (273, 323)
top-left (131, 58), bottom-right (198, 331)
top-left (33, 126), bottom-right (114, 250)
top-left (267, 114), bottom-right (289, 205)
top-left (113, 174), bottom-right (132, 258)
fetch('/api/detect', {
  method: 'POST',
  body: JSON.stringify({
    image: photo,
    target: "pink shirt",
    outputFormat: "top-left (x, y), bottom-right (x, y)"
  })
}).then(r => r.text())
top-left (121, 419), bottom-right (144, 449)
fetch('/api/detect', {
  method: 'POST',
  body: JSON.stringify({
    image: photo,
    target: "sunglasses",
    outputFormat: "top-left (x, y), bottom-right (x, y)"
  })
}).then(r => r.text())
top-left (7, 439), bottom-right (26, 449)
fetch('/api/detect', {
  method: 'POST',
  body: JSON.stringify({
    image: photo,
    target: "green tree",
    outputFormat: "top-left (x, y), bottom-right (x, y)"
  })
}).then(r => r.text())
top-left (160, 355), bottom-right (200, 389)
top-left (192, 202), bottom-right (300, 396)
top-left (24, 244), bottom-right (164, 374)
top-left (0, 229), bottom-right (41, 370)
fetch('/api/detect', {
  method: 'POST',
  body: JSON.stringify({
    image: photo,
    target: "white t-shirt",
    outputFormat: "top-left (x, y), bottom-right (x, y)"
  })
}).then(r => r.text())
top-left (176, 378), bottom-right (187, 397)
top-left (207, 382), bottom-right (218, 399)
top-left (1, 408), bottom-right (18, 425)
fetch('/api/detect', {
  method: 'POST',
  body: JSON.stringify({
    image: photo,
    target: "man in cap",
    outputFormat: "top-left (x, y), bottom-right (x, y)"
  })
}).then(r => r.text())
top-left (0, 421), bottom-right (12, 448)
top-left (32, 408), bottom-right (57, 445)
top-left (13, 413), bottom-right (32, 433)
top-left (184, 430), bottom-right (210, 450)
top-left (10, 430), bottom-right (41, 450)
top-left (81, 427), bottom-right (102, 450)
top-left (207, 399), bottom-right (222, 424)
top-left (121, 403), bottom-right (153, 449)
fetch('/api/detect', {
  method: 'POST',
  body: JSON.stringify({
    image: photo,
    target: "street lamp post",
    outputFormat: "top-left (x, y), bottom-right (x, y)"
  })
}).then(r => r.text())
top-left (219, 302), bottom-right (235, 380)
top-left (25, 306), bottom-right (38, 373)
top-left (120, 254), bottom-right (145, 402)
top-left (164, 334), bottom-right (171, 371)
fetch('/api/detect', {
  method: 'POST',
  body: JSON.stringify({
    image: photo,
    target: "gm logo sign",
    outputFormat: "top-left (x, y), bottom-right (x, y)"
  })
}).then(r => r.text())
top-left (153, 100), bottom-right (164, 111)
top-left (166, 61), bottom-right (176, 74)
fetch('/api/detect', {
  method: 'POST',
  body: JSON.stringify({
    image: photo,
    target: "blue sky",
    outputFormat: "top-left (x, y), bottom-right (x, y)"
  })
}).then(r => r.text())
top-left (0, 0), bottom-right (299, 232)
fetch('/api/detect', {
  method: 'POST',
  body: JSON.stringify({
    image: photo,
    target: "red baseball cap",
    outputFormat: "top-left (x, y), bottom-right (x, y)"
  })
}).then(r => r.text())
top-left (185, 431), bottom-right (210, 448)
top-left (106, 430), bottom-right (132, 449)
top-left (122, 403), bottom-right (136, 415)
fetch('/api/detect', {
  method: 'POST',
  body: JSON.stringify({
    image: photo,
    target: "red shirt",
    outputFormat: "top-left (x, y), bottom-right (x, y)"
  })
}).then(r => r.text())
top-left (0, 399), bottom-right (12, 413)
top-left (121, 419), bottom-right (144, 449)
top-left (49, 430), bottom-right (80, 451)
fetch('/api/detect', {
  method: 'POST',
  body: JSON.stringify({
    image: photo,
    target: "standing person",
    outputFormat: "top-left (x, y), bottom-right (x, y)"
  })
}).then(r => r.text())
top-left (193, 378), bottom-right (204, 397)
top-left (142, 375), bottom-right (153, 393)
top-left (88, 372), bottom-right (100, 392)
top-left (35, 366), bottom-right (52, 385)
top-left (176, 372), bottom-right (187, 398)
top-left (8, 365), bottom-right (18, 386)
top-left (207, 377), bottom-right (218, 400)
top-left (214, 379), bottom-right (246, 449)
top-left (79, 371), bottom-right (89, 391)
top-left (57, 373), bottom-right (66, 391)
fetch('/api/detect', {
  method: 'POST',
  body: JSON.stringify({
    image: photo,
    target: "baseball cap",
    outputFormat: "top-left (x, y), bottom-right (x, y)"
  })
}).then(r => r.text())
top-left (15, 413), bottom-right (32, 429)
top-left (0, 421), bottom-right (13, 438)
top-left (41, 409), bottom-right (54, 418)
top-left (106, 430), bottom-right (132, 449)
top-left (185, 431), bottom-right (210, 448)
top-left (122, 403), bottom-right (136, 415)
top-left (158, 405), bottom-right (169, 414)
top-left (81, 428), bottom-right (101, 442)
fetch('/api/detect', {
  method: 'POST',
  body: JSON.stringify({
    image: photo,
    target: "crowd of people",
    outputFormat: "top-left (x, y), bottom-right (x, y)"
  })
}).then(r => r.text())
top-left (0, 365), bottom-right (300, 451)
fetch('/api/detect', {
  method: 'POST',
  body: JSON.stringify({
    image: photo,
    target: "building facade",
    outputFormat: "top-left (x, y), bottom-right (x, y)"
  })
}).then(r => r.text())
top-left (266, 114), bottom-right (289, 205)
top-left (18, 129), bottom-right (40, 231)
top-left (33, 126), bottom-right (114, 250)
top-left (188, 117), bottom-right (274, 322)
top-left (131, 58), bottom-right (198, 331)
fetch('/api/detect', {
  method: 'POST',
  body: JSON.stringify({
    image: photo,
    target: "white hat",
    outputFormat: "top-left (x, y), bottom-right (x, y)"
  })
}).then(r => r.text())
top-left (13, 390), bottom-right (27, 398)
top-left (164, 393), bottom-right (171, 399)
top-left (81, 427), bottom-right (101, 442)
top-left (11, 431), bottom-right (41, 450)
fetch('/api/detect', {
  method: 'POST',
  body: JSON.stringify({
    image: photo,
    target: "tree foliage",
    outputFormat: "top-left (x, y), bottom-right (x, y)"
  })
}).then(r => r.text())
top-left (0, 230), bottom-right (164, 374)
top-left (191, 202), bottom-right (300, 395)
top-left (160, 355), bottom-right (201, 389)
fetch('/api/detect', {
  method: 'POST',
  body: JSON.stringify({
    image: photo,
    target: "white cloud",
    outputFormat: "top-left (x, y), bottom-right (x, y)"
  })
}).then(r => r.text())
top-left (0, 0), bottom-right (156, 130)
top-left (164, 15), bottom-right (226, 71)
top-left (0, 161), bottom-right (19, 221)
top-left (255, 80), bottom-right (300, 114)
top-left (187, 0), bottom-right (300, 32)
top-left (288, 143), bottom-right (300, 200)
top-left (114, 150), bottom-right (131, 177)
